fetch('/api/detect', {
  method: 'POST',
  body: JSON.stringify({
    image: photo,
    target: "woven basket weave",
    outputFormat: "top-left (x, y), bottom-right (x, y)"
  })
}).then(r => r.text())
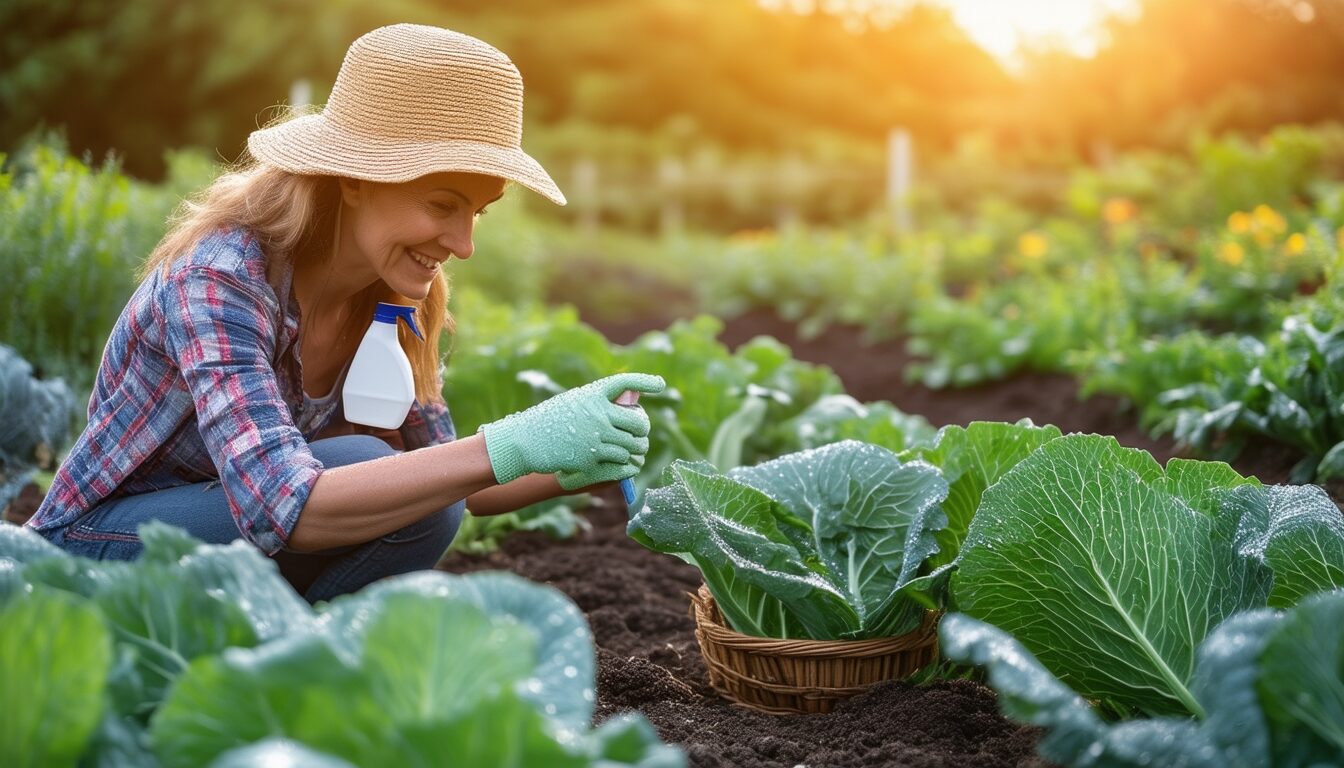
top-left (689, 585), bottom-right (940, 715)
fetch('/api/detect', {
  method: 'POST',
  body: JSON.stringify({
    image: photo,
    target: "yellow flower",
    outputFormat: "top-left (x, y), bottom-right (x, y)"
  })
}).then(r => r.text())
top-left (1227, 211), bottom-right (1252, 234)
top-left (1253, 204), bottom-right (1286, 234)
top-left (1018, 231), bottom-right (1049, 260)
top-left (1285, 233), bottom-right (1307, 256)
top-left (1103, 197), bottom-right (1137, 225)
top-left (1218, 242), bottom-right (1245, 266)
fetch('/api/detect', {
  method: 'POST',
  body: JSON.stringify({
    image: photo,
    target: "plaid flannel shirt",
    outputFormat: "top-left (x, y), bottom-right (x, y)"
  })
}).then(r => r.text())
top-left (26, 225), bottom-right (457, 554)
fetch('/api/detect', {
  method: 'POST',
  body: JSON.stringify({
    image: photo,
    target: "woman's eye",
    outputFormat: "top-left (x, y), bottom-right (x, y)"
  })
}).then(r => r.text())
top-left (475, 208), bottom-right (489, 218)
top-left (432, 202), bottom-right (457, 215)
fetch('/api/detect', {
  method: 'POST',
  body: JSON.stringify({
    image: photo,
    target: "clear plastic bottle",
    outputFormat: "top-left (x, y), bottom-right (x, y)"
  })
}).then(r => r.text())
top-left (342, 302), bottom-right (423, 429)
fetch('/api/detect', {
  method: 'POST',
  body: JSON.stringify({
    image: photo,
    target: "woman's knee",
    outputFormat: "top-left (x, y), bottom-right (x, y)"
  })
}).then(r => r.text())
top-left (380, 500), bottom-right (465, 558)
top-left (308, 434), bottom-right (397, 469)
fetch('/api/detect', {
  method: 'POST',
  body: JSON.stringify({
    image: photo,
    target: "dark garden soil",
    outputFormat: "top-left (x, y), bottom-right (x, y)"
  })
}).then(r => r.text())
top-left (439, 307), bottom-right (1316, 768)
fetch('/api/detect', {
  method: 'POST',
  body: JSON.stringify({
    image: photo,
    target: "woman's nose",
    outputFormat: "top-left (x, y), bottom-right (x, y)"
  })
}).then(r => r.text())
top-left (439, 222), bottom-right (474, 260)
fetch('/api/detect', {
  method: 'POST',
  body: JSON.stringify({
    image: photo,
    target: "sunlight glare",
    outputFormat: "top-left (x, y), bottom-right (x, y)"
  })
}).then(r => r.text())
top-left (933, 0), bottom-right (1140, 66)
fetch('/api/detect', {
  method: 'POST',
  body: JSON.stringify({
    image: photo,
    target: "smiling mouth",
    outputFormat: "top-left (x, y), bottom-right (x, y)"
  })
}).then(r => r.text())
top-left (408, 249), bottom-right (441, 271)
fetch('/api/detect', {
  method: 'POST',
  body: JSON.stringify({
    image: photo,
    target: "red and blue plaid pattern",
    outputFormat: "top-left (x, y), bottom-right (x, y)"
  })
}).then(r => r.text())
top-left (26, 226), bottom-right (457, 555)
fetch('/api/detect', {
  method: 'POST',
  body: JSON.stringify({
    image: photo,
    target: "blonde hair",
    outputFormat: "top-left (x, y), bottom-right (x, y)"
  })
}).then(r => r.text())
top-left (140, 159), bottom-right (452, 405)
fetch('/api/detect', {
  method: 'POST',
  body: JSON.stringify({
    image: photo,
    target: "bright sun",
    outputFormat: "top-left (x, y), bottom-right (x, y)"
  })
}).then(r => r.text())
top-left (761, 0), bottom-right (1143, 68)
top-left (932, 0), bottom-right (1140, 66)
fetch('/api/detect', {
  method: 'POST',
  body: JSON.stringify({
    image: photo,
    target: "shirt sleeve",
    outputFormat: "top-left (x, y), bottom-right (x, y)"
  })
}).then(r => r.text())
top-left (159, 263), bottom-right (324, 555)
top-left (398, 398), bottom-right (458, 451)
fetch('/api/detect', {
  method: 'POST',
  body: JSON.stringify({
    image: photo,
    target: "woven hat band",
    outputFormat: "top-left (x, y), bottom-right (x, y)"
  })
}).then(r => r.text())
top-left (323, 26), bottom-right (524, 147)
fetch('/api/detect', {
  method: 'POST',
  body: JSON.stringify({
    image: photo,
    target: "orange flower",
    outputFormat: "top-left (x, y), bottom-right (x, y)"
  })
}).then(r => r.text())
top-left (1018, 231), bottom-right (1049, 260)
top-left (1227, 211), bottom-right (1252, 234)
top-left (1285, 233), bottom-right (1307, 256)
top-left (1102, 197), bottom-right (1137, 225)
top-left (1218, 242), bottom-right (1245, 266)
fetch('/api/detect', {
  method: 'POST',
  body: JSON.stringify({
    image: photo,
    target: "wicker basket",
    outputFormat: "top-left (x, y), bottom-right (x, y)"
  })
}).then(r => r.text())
top-left (689, 585), bottom-right (940, 715)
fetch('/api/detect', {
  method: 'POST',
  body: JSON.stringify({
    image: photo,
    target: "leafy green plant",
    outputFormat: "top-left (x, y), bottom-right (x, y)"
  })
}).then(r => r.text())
top-left (760, 394), bottom-right (935, 458)
top-left (0, 140), bottom-right (212, 397)
top-left (1078, 330), bottom-right (1261, 436)
top-left (898, 420), bottom-right (1062, 570)
top-left (943, 589), bottom-right (1344, 768)
top-left (693, 225), bottom-right (930, 340)
top-left (950, 434), bottom-right (1271, 717)
top-left (448, 503), bottom-right (591, 556)
top-left (1087, 286), bottom-right (1344, 484)
top-left (0, 345), bottom-right (76, 511)
top-left (0, 521), bottom-right (683, 767)
top-left (629, 440), bottom-right (948, 640)
top-left (938, 432), bottom-right (1344, 766)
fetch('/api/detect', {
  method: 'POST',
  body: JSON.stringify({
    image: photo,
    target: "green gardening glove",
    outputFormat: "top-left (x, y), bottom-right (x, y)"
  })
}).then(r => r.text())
top-left (478, 372), bottom-right (665, 488)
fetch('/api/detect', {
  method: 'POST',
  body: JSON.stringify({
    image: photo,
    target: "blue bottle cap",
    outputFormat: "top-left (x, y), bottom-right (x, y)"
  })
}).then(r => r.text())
top-left (373, 302), bottom-right (424, 340)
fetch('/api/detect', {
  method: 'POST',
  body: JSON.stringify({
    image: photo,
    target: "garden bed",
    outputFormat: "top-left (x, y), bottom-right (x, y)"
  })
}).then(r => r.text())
top-left (439, 308), bottom-right (1312, 768)
top-left (9, 308), bottom-right (1314, 767)
top-left (439, 498), bottom-right (1051, 768)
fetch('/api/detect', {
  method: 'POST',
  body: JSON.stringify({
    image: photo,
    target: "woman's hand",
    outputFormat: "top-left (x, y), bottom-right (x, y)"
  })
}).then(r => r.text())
top-left (555, 449), bottom-right (646, 492)
top-left (477, 373), bottom-right (664, 488)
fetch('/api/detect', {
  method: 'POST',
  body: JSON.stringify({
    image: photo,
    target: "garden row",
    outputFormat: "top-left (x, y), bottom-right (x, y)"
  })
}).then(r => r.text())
top-left (8, 126), bottom-right (1344, 494)
top-left (629, 420), bottom-right (1344, 766)
top-left (8, 414), bottom-right (1342, 766)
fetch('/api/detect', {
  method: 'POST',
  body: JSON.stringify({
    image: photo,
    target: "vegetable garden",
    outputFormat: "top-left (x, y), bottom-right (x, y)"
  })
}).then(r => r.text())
top-left (5, 119), bottom-right (1344, 766)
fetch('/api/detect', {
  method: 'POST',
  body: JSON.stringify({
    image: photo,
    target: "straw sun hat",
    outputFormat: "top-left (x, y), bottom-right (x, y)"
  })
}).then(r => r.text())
top-left (248, 23), bottom-right (565, 205)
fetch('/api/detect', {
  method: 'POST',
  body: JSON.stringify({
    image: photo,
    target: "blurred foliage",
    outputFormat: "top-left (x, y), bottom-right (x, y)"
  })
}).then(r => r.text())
top-left (0, 0), bottom-right (440, 179)
top-left (0, 137), bottom-right (211, 397)
top-left (1080, 270), bottom-right (1344, 485)
top-left (0, 0), bottom-right (1001, 183)
top-left (7, 0), bottom-right (1344, 231)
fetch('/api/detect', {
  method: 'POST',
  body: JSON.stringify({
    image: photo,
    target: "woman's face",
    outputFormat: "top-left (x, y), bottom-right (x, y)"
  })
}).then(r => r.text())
top-left (339, 171), bottom-right (507, 300)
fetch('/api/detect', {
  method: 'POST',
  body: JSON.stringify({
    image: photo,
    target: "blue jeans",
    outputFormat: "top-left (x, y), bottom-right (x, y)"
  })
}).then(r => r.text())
top-left (38, 435), bottom-right (465, 603)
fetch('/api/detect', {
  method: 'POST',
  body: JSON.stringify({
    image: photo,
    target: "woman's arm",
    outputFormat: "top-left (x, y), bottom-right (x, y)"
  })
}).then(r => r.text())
top-left (288, 433), bottom-right (496, 552)
top-left (289, 436), bottom-right (618, 551)
top-left (464, 472), bottom-right (585, 517)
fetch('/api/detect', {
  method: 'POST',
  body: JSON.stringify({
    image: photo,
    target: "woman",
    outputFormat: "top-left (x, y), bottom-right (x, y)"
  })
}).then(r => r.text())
top-left (24, 24), bottom-right (663, 602)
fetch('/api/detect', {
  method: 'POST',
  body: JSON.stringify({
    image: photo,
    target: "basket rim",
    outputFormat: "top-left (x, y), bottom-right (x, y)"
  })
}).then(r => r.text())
top-left (689, 584), bottom-right (940, 658)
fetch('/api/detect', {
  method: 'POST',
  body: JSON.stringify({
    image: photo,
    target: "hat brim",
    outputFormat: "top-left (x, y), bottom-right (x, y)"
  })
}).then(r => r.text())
top-left (248, 114), bottom-right (566, 206)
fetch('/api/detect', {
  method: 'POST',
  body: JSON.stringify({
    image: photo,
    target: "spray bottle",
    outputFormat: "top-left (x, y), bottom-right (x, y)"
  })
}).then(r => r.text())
top-left (343, 302), bottom-right (423, 430)
top-left (615, 390), bottom-right (642, 506)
